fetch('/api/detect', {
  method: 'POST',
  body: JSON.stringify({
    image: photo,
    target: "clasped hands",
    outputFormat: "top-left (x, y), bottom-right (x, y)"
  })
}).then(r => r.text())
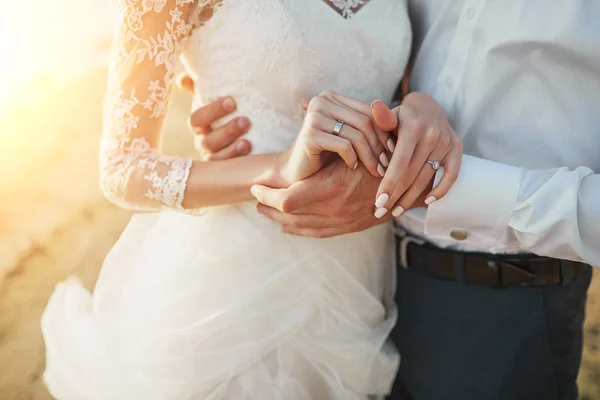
top-left (181, 76), bottom-right (462, 238)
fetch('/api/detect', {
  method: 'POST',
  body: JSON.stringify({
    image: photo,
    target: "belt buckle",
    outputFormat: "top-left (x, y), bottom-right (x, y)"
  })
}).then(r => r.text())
top-left (396, 228), bottom-right (426, 269)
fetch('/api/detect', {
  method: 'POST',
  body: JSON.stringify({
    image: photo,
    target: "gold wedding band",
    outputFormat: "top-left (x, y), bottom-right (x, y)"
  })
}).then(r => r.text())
top-left (332, 120), bottom-right (344, 135)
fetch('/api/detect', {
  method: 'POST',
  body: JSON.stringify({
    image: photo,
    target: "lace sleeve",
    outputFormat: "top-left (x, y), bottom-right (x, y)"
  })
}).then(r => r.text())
top-left (99, 0), bottom-right (203, 211)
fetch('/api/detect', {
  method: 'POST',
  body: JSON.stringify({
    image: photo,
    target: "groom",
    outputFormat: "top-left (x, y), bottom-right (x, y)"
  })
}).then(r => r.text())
top-left (182, 2), bottom-right (600, 399)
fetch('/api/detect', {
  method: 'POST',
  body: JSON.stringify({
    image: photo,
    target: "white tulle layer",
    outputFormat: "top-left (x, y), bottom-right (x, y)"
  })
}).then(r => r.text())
top-left (42, 202), bottom-right (398, 400)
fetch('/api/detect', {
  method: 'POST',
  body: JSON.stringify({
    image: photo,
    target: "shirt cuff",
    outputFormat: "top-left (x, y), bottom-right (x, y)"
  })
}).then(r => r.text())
top-left (424, 154), bottom-right (521, 249)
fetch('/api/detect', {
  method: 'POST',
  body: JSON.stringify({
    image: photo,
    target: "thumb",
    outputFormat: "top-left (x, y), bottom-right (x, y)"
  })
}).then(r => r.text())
top-left (176, 73), bottom-right (195, 93)
top-left (371, 100), bottom-right (398, 132)
top-left (251, 179), bottom-right (317, 213)
top-left (250, 185), bottom-right (293, 213)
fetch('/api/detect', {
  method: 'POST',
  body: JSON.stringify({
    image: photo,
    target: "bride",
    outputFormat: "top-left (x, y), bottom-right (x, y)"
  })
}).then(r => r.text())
top-left (42, 0), bottom-right (417, 398)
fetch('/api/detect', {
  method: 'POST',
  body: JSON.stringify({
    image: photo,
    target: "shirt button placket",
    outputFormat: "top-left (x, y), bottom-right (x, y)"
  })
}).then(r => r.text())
top-left (466, 6), bottom-right (477, 20)
top-left (433, 0), bottom-right (484, 111)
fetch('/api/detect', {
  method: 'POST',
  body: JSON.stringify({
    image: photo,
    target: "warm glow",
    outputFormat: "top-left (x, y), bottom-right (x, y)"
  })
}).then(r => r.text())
top-left (0, 1), bottom-right (113, 113)
top-left (0, 0), bottom-right (115, 197)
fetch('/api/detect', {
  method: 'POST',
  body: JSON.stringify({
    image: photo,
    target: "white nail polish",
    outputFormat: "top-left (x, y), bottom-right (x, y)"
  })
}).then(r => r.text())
top-left (377, 163), bottom-right (385, 177)
top-left (392, 206), bottom-right (405, 217)
top-left (379, 152), bottom-right (389, 167)
top-left (425, 196), bottom-right (437, 205)
top-left (387, 139), bottom-right (396, 153)
top-left (374, 207), bottom-right (388, 219)
top-left (375, 193), bottom-right (389, 208)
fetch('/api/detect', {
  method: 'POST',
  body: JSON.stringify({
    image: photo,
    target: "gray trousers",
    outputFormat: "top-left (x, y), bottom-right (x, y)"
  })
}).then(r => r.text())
top-left (388, 263), bottom-right (592, 400)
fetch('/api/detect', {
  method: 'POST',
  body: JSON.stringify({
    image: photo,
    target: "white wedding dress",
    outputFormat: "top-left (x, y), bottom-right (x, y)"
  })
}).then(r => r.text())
top-left (42, 1), bottom-right (412, 399)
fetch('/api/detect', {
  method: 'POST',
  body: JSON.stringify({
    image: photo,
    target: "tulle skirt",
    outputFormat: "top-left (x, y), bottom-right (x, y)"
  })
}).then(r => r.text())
top-left (42, 202), bottom-right (398, 399)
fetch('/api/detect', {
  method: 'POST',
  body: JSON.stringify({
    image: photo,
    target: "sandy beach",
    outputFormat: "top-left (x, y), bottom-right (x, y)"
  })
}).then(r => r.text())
top-left (0, 67), bottom-right (598, 399)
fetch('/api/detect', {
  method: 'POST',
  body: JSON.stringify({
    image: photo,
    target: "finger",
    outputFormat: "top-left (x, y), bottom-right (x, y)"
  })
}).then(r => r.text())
top-left (328, 91), bottom-right (371, 114)
top-left (306, 128), bottom-right (359, 170)
top-left (274, 179), bottom-right (327, 212)
top-left (256, 204), bottom-right (297, 224)
top-left (309, 99), bottom-right (387, 176)
top-left (282, 225), bottom-right (344, 238)
top-left (306, 111), bottom-right (378, 176)
top-left (329, 93), bottom-right (395, 153)
top-left (425, 139), bottom-right (463, 204)
top-left (338, 123), bottom-right (386, 178)
top-left (202, 138), bottom-right (251, 161)
top-left (176, 73), bottom-right (195, 93)
top-left (189, 96), bottom-right (237, 134)
top-left (195, 116), bottom-right (251, 153)
top-left (373, 108), bottom-right (421, 217)
top-left (385, 135), bottom-right (436, 208)
top-left (251, 179), bottom-right (326, 214)
top-left (389, 144), bottom-right (450, 216)
top-left (250, 185), bottom-right (291, 213)
top-left (371, 100), bottom-right (398, 133)
top-left (257, 204), bottom-right (333, 228)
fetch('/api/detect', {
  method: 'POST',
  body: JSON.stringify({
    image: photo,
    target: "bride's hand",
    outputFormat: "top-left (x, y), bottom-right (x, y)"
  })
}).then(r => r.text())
top-left (305, 92), bottom-right (462, 216)
top-left (370, 93), bottom-right (463, 217)
top-left (276, 91), bottom-right (392, 185)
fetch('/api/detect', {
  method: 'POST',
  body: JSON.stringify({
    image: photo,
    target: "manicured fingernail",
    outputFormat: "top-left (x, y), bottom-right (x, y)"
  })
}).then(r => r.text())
top-left (222, 97), bottom-right (235, 112)
top-left (353, 161), bottom-right (358, 169)
top-left (379, 152), bottom-right (389, 167)
top-left (371, 100), bottom-right (384, 108)
top-left (392, 206), bottom-right (405, 217)
top-left (387, 138), bottom-right (396, 153)
top-left (374, 207), bottom-right (388, 219)
top-left (377, 163), bottom-right (385, 177)
top-left (425, 196), bottom-right (437, 205)
top-left (236, 140), bottom-right (250, 153)
top-left (375, 193), bottom-right (389, 208)
top-left (250, 185), bottom-right (260, 197)
top-left (237, 117), bottom-right (248, 129)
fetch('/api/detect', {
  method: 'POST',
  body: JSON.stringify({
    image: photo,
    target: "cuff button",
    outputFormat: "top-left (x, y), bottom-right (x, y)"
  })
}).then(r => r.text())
top-left (450, 229), bottom-right (468, 241)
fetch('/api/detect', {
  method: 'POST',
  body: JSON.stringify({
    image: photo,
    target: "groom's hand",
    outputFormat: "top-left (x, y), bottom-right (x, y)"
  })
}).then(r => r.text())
top-left (251, 160), bottom-right (392, 238)
top-left (178, 74), bottom-right (252, 160)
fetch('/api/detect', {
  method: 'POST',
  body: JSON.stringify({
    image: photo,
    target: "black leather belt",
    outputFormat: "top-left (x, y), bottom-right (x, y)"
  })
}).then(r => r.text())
top-left (396, 232), bottom-right (587, 289)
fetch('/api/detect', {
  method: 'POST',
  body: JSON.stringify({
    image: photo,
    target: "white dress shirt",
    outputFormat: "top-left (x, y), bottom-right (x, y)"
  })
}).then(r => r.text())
top-left (398, 0), bottom-right (600, 267)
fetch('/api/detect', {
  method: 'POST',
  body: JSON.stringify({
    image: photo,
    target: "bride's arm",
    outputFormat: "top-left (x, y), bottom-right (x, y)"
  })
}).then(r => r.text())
top-left (101, 0), bottom-right (386, 212)
top-left (100, 0), bottom-right (285, 211)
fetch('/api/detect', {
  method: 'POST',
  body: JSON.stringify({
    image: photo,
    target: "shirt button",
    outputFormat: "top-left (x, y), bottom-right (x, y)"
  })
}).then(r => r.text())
top-left (450, 229), bottom-right (468, 241)
top-left (445, 76), bottom-right (454, 88)
top-left (466, 6), bottom-right (476, 20)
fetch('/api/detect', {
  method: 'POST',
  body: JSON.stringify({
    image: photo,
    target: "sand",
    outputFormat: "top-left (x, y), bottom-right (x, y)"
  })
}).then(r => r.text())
top-left (0, 68), bottom-right (598, 400)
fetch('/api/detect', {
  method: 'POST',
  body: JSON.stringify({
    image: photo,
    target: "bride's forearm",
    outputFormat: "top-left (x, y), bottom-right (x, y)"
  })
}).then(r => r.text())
top-left (181, 152), bottom-right (287, 209)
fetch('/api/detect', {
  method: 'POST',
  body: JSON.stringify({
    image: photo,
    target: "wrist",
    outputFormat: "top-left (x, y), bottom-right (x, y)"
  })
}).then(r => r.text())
top-left (402, 91), bottom-right (429, 103)
top-left (401, 92), bottom-right (446, 118)
top-left (258, 150), bottom-right (290, 189)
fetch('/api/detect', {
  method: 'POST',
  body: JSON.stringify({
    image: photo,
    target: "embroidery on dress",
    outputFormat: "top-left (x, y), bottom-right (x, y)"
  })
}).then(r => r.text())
top-left (322, 0), bottom-right (371, 19)
top-left (99, 0), bottom-right (205, 211)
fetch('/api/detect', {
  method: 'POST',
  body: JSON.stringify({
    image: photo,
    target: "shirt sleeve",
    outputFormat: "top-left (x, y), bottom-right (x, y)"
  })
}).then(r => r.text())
top-left (99, 0), bottom-right (206, 211)
top-left (424, 154), bottom-right (600, 267)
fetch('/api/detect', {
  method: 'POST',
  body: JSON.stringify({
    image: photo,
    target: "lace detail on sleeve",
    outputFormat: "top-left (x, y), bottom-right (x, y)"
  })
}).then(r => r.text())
top-left (100, 0), bottom-right (205, 211)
